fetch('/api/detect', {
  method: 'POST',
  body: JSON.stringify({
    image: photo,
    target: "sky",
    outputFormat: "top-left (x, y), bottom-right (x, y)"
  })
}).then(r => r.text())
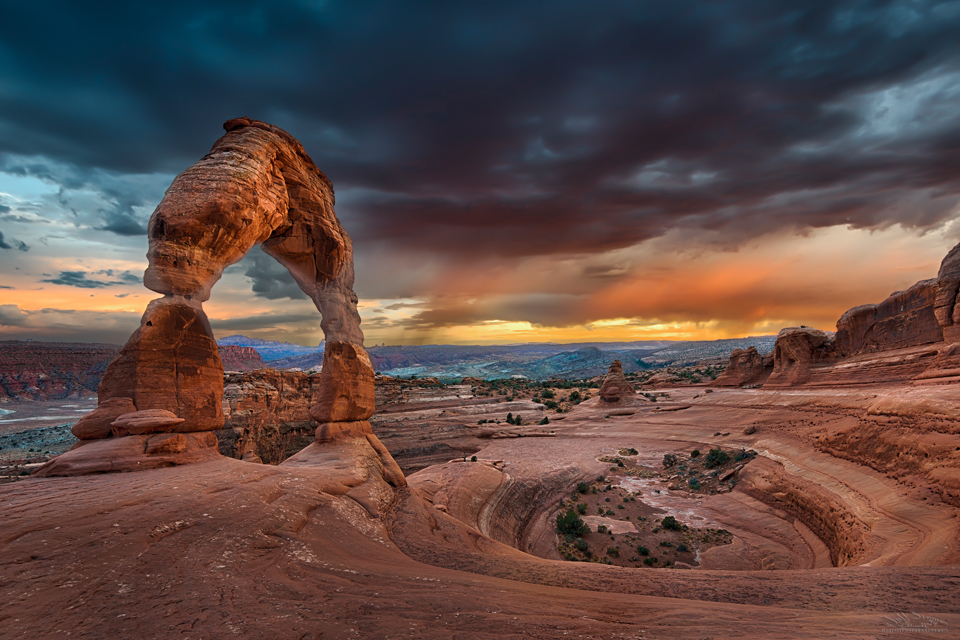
top-left (1, 0), bottom-right (959, 346)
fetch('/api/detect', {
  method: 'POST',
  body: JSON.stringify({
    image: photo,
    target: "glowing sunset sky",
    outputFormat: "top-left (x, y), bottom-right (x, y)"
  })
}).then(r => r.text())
top-left (1, 1), bottom-right (959, 346)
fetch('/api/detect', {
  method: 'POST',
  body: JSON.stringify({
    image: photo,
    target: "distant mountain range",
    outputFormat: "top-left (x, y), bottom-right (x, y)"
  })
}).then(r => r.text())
top-left (214, 335), bottom-right (777, 380)
top-left (217, 335), bottom-right (325, 362)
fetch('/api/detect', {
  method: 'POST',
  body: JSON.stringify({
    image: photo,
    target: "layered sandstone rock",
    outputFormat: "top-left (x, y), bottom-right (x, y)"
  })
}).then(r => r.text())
top-left (765, 327), bottom-right (832, 387)
top-left (712, 347), bottom-right (772, 387)
top-left (97, 298), bottom-right (224, 432)
top-left (219, 345), bottom-right (265, 372)
top-left (834, 280), bottom-right (941, 356)
top-left (220, 369), bottom-right (320, 464)
top-left (71, 397), bottom-right (136, 440)
top-left (36, 118), bottom-right (392, 481)
top-left (598, 360), bottom-right (636, 403)
top-left (935, 242), bottom-right (960, 343)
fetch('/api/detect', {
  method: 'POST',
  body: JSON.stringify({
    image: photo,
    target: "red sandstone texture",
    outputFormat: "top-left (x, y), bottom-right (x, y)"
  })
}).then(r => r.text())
top-left (35, 118), bottom-right (382, 478)
top-left (218, 345), bottom-right (264, 371)
top-left (712, 346), bottom-right (772, 387)
top-left (598, 359), bottom-right (637, 404)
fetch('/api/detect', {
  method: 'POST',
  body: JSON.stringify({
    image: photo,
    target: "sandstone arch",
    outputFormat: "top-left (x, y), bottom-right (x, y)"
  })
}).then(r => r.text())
top-left (37, 118), bottom-right (398, 484)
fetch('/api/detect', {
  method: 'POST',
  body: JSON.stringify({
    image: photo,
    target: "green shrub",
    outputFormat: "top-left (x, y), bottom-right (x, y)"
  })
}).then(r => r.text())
top-left (643, 557), bottom-right (656, 566)
top-left (470, 455), bottom-right (477, 462)
top-left (637, 545), bottom-right (649, 556)
top-left (676, 544), bottom-right (689, 553)
top-left (704, 448), bottom-right (730, 468)
top-left (691, 449), bottom-right (700, 458)
top-left (688, 478), bottom-right (701, 489)
top-left (576, 503), bottom-right (587, 515)
top-left (663, 453), bottom-right (678, 467)
top-left (556, 510), bottom-right (590, 536)
top-left (661, 516), bottom-right (682, 531)
top-left (577, 481), bottom-right (590, 494)
top-left (539, 416), bottom-right (549, 425)
top-left (606, 546), bottom-right (619, 558)
top-left (597, 524), bottom-right (608, 534)
top-left (574, 538), bottom-right (589, 552)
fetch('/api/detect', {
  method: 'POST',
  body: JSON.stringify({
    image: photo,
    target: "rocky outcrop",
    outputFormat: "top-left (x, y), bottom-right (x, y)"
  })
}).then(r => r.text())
top-left (0, 341), bottom-right (120, 402)
top-left (97, 299), bottom-right (225, 432)
top-left (765, 327), bottom-right (833, 387)
top-left (71, 397), bottom-right (137, 440)
top-left (712, 347), bottom-right (773, 387)
top-left (935, 242), bottom-right (960, 343)
top-left (834, 280), bottom-right (941, 356)
top-left (219, 345), bottom-right (265, 372)
top-left (598, 360), bottom-right (636, 403)
top-left (35, 118), bottom-right (397, 483)
top-left (219, 369), bottom-right (320, 464)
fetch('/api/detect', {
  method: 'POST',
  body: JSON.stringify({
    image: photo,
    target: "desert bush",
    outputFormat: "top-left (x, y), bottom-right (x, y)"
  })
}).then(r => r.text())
top-left (661, 516), bottom-right (682, 531)
top-left (643, 557), bottom-right (656, 566)
top-left (575, 538), bottom-right (589, 552)
top-left (606, 546), bottom-right (619, 558)
top-left (676, 543), bottom-right (689, 553)
top-left (637, 545), bottom-right (649, 556)
top-left (691, 449), bottom-right (700, 458)
top-left (577, 481), bottom-right (590, 494)
top-left (663, 453), bottom-right (678, 467)
top-left (704, 448), bottom-right (730, 468)
top-left (597, 524), bottom-right (608, 534)
top-left (556, 510), bottom-right (590, 536)
top-left (576, 503), bottom-right (588, 515)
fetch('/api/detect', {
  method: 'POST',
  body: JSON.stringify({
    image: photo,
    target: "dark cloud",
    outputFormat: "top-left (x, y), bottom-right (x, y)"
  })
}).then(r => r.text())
top-left (241, 253), bottom-right (309, 300)
top-left (209, 311), bottom-right (320, 332)
top-left (0, 230), bottom-right (29, 251)
top-left (1, 0), bottom-right (959, 329)
top-left (40, 269), bottom-right (141, 288)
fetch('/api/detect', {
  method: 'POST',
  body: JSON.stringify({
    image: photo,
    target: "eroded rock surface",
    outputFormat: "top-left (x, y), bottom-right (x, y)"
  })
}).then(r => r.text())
top-left (765, 327), bottom-right (832, 387)
top-left (35, 118), bottom-right (387, 479)
top-left (598, 360), bottom-right (636, 403)
top-left (713, 346), bottom-right (772, 387)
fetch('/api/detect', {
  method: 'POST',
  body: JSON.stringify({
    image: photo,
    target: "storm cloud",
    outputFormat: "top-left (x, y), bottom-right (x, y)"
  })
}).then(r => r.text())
top-left (1, 1), bottom-right (959, 341)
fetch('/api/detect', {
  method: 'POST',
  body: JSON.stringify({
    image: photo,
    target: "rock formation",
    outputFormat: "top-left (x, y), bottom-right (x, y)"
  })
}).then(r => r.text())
top-left (35, 118), bottom-right (401, 485)
top-left (712, 347), bottom-right (772, 387)
top-left (219, 369), bottom-right (320, 464)
top-left (598, 360), bottom-right (636, 403)
top-left (219, 345), bottom-right (265, 372)
top-left (834, 279), bottom-right (941, 356)
top-left (764, 327), bottom-right (832, 387)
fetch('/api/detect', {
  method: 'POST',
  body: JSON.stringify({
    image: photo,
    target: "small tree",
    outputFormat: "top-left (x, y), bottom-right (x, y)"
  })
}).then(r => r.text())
top-left (704, 448), bottom-right (730, 468)
top-left (556, 509), bottom-right (590, 536)
top-left (661, 516), bottom-right (682, 531)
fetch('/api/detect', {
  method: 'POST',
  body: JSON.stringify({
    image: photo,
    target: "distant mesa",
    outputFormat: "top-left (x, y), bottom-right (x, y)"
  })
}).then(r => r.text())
top-left (34, 117), bottom-right (403, 494)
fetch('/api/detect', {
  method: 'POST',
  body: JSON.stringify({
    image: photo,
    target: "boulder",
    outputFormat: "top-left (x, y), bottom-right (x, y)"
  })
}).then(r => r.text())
top-left (712, 347), bottom-right (772, 387)
top-left (110, 409), bottom-right (185, 437)
top-left (765, 327), bottom-right (832, 387)
top-left (71, 397), bottom-right (136, 440)
top-left (599, 360), bottom-right (636, 403)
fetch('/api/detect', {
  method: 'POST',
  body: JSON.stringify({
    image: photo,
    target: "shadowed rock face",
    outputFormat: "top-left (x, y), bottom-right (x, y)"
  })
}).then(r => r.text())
top-left (35, 118), bottom-right (396, 481)
top-left (713, 346), bottom-right (773, 387)
top-left (834, 280), bottom-right (941, 357)
top-left (766, 327), bottom-right (832, 387)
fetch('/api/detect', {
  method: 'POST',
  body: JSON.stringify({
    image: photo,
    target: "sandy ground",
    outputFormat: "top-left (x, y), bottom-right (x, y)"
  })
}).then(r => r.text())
top-left (2, 384), bottom-right (960, 638)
